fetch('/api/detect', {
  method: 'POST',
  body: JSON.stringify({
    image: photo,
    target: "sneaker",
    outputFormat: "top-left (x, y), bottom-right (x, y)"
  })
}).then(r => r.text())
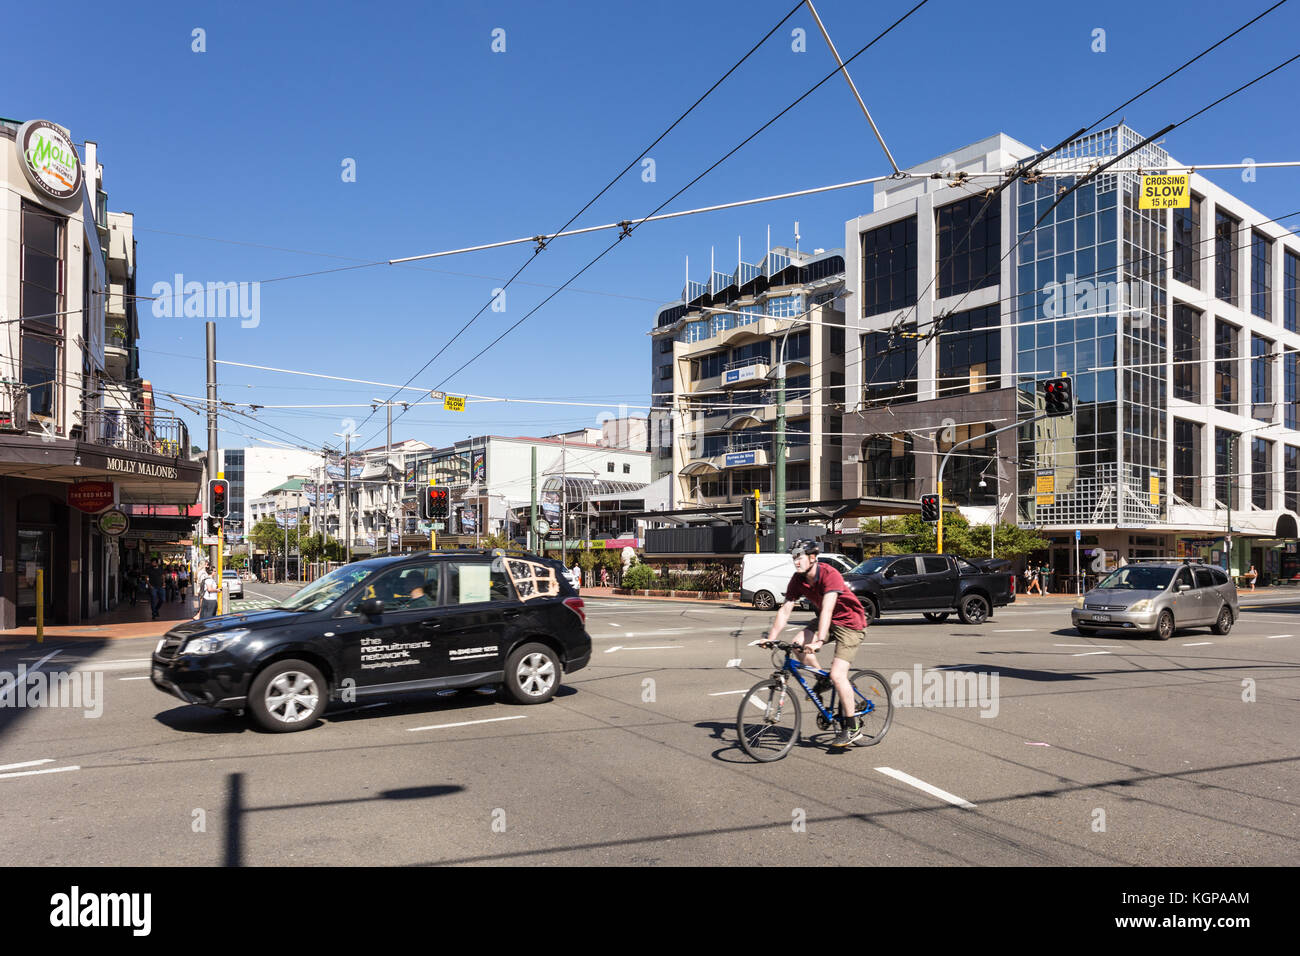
top-left (831, 719), bottom-right (863, 748)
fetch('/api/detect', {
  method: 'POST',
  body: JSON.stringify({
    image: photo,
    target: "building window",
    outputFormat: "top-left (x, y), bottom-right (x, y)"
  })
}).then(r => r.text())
top-left (1286, 349), bottom-right (1299, 430)
top-left (1252, 438), bottom-right (1274, 510)
top-left (862, 328), bottom-right (917, 405)
top-left (861, 433), bottom-right (914, 499)
top-left (936, 196), bottom-right (1000, 297)
top-left (21, 202), bottom-right (64, 332)
top-left (1173, 418), bottom-right (1201, 507)
top-left (1215, 428), bottom-right (1239, 509)
top-left (861, 216), bottom-right (917, 316)
top-left (607, 462), bottom-right (614, 473)
top-left (1172, 194), bottom-right (1201, 287)
top-left (1286, 445), bottom-right (1299, 514)
top-left (1215, 210), bottom-right (1239, 305)
top-left (1251, 334), bottom-right (1274, 421)
top-left (1285, 248), bottom-right (1299, 333)
top-left (785, 330), bottom-right (810, 362)
top-left (1214, 320), bottom-right (1238, 413)
top-left (936, 304), bottom-right (1000, 396)
top-left (658, 338), bottom-right (673, 353)
top-left (938, 423), bottom-right (996, 506)
top-left (1251, 232), bottom-right (1272, 320)
top-left (658, 365), bottom-right (672, 381)
top-left (766, 295), bottom-right (805, 318)
top-left (1172, 303), bottom-right (1201, 402)
top-left (693, 352), bottom-right (726, 380)
top-left (623, 463), bottom-right (630, 474)
top-left (21, 334), bottom-right (59, 420)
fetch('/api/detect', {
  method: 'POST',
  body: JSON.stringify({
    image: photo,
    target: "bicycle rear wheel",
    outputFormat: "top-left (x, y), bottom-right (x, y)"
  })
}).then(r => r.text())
top-left (848, 669), bottom-right (893, 746)
top-left (736, 679), bottom-right (801, 762)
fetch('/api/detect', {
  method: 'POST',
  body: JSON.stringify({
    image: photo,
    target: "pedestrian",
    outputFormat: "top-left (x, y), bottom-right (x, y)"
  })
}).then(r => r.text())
top-left (178, 566), bottom-right (190, 602)
top-left (1040, 565), bottom-right (1053, 594)
top-left (600, 565), bottom-right (609, 588)
top-left (1025, 566), bottom-right (1041, 596)
top-left (572, 563), bottom-right (582, 589)
top-left (146, 559), bottom-right (166, 620)
top-left (1246, 564), bottom-right (1258, 590)
top-left (196, 564), bottom-right (219, 619)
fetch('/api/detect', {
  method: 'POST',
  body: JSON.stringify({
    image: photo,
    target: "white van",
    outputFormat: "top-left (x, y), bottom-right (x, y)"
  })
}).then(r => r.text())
top-left (741, 552), bottom-right (856, 609)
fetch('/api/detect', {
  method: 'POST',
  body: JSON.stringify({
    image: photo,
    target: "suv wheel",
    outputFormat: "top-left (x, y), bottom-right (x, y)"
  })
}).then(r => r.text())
top-left (958, 594), bottom-right (990, 625)
top-left (1210, 606), bottom-right (1233, 635)
top-left (502, 642), bottom-right (560, 704)
top-left (248, 659), bottom-right (326, 732)
top-left (1155, 610), bottom-right (1174, 641)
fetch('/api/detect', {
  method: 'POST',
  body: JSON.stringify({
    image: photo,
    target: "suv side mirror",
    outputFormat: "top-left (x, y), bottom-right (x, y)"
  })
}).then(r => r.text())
top-left (1177, 584), bottom-right (1191, 592)
top-left (884, 569), bottom-right (896, 579)
top-left (359, 598), bottom-right (384, 618)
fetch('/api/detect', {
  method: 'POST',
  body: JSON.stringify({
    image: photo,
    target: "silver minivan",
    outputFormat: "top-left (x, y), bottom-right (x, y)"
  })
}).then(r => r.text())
top-left (1071, 561), bottom-right (1238, 640)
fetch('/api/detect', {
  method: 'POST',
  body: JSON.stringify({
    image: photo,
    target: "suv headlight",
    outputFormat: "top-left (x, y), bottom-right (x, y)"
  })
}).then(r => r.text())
top-left (183, 628), bottom-right (251, 656)
top-left (1128, 599), bottom-right (1153, 613)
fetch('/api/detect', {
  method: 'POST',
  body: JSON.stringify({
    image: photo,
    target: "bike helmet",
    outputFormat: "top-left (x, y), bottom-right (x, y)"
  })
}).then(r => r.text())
top-left (789, 539), bottom-right (820, 557)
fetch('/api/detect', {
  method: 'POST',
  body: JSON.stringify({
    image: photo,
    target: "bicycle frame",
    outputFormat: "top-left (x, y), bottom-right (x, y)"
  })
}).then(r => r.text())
top-left (774, 652), bottom-right (874, 723)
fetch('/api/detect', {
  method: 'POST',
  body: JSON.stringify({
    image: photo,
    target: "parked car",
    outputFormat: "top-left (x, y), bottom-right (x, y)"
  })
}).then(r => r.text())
top-left (742, 552), bottom-right (856, 610)
top-left (842, 553), bottom-right (1016, 625)
top-left (152, 551), bottom-right (591, 732)
top-left (1071, 560), bottom-right (1237, 640)
top-left (222, 569), bottom-right (243, 600)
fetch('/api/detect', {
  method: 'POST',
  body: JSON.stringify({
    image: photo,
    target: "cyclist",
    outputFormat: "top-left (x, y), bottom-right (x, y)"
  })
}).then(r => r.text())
top-left (764, 539), bottom-right (868, 747)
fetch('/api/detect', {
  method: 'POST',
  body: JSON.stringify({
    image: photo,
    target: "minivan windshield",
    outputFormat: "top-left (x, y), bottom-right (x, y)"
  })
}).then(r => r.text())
top-left (277, 564), bottom-right (379, 612)
top-left (848, 556), bottom-right (893, 576)
top-left (1095, 566), bottom-right (1176, 591)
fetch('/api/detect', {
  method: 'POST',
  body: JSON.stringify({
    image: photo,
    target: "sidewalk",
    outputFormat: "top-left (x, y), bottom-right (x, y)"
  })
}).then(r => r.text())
top-left (0, 592), bottom-right (200, 643)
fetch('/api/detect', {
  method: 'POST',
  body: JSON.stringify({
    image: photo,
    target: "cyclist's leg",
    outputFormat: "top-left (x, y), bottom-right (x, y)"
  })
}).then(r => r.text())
top-left (829, 625), bottom-right (865, 719)
top-left (792, 625), bottom-right (822, 671)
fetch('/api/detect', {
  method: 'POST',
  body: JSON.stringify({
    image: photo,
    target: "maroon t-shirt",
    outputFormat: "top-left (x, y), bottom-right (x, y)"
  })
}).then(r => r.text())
top-left (786, 563), bottom-right (866, 631)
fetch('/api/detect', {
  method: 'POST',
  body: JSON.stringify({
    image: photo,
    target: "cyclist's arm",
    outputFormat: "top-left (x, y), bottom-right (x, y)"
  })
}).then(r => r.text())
top-left (816, 591), bottom-right (839, 644)
top-left (767, 600), bottom-right (797, 641)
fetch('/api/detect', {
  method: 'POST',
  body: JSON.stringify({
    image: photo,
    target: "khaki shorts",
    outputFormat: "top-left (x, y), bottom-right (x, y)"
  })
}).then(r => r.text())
top-left (802, 622), bottom-right (866, 663)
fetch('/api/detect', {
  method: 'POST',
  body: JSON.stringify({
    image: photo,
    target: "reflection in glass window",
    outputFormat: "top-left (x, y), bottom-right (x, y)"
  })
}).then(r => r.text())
top-left (1251, 232), bottom-right (1272, 320)
top-left (862, 328), bottom-right (916, 405)
top-left (1173, 195), bottom-right (1202, 287)
top-left (861, 217), bottom-right (917, 315)
top-left (1215, 211), bottom-right (1239, 304)
top-left (936, 196), bottom-right (1000, 297)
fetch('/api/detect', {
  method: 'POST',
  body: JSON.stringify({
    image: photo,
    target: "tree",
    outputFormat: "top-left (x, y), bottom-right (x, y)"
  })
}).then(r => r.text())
top-left (249, 516), bottom-right (285, 557)
top-left (299, 532), bottom-right (344, 563)
top-left (861, 511), bottom-right (1047, 561)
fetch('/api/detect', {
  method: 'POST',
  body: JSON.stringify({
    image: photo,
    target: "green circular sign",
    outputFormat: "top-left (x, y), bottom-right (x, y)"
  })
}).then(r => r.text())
top-left (98, 509), bottom-right (129, 536)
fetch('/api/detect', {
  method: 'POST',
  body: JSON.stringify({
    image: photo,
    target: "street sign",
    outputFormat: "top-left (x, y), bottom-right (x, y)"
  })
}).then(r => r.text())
top-left (443, 395), bottom-right (466, 412)
top-left (1035, 470), bottom-right (1056, 506)
top-left (1139, 174), bottom-right (1190, 209)
top-left (430, 390), bottom-right (446, 401)
top-left (1075, 529), bottom-right (1081, 541)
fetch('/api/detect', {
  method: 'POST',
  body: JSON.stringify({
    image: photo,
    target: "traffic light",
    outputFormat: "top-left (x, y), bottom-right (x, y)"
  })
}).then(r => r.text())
top-left (920, 493), bottom-right (941, 523)
top-left (742, 493), bottom-right (758, 526)
top-left (205, 516), bottom-right (221, 536)
top-left (208, 478), bottom-right (230, 518)
top-left (422, 486), bottom-right (449, 519)
top-left (1044, 375), bottom-right (1073, 417)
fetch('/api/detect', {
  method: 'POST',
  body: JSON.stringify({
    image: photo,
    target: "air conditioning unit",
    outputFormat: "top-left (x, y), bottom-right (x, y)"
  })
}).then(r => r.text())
top-left (0, 389), bottom-right (29, 433)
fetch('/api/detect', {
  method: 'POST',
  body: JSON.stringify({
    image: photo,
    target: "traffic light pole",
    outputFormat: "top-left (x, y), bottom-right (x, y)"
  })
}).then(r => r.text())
top-left (935, 412), bottom-right (1052, 554)
top-left (206, 322), bottom-right (218, 572)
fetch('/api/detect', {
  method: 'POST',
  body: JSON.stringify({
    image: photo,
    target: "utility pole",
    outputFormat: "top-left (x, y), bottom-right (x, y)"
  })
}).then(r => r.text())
top-left (531, 446), bottom-right (538, 553)
top-left (332, 429), bottom-right (355, 563)
top-left (205, 322), bottom-right (218, 571)
top-left (561, 433), bottom-right (568, 565)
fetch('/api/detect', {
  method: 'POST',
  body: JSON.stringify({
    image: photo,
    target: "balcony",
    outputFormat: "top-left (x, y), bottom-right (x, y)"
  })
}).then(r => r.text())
top-left (82, 409), bottom-right (189, 458)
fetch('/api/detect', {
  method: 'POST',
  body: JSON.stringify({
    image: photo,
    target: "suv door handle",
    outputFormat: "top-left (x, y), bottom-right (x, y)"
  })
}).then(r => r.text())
top-left (420, 620), bottom-right (443, 629)
top-left (502, 609), bottom-right (521, 618)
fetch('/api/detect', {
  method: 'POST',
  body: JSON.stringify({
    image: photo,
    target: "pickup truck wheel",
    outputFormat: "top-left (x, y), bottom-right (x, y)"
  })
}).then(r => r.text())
top-left (922, 612), bottom-right (949, 623)
top-left (753, 590), bottom-right (776, 611)
top-left (958, 594), bottom-right (990, 625)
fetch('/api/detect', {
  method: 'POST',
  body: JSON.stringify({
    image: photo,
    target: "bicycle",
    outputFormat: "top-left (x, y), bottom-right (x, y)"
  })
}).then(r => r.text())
top-left (736, 640), bottom-right (893, 762)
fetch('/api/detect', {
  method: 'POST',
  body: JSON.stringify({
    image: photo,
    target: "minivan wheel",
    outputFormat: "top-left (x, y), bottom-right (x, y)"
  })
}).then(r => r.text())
top-left (958, 594), bottom-right (990, 625)
top-left (1211, 606), bottom-right (1233, 635)
top-left (248, 659), bottom-right (326, 732)
top-left (502, 642), bottom-right (560, 704)
top-left (1155, 611), bottom-right (1174, 641)
top-left (753, 590), bottom-right (776, 611)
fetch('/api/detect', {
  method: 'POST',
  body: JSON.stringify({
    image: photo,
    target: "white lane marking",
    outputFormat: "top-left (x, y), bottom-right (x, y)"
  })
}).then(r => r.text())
top-left (119, 676), bottom-right (151, 681)
top-left (875, 767), bottom-right (976, 809)
top-left (407, 715), bottom-right (526, 732)
top-left (1071, 651), bottom-right (1112, 657)
top-left (607, 622), bottom-right (621, 627)
top-left (709, 689), bottom-right (751, 696)
top-left (604, 645), bottom-right (682, 653)
top-left (1054, 643), bottom-right (1124, 648)
top-left (0, 650), bottom-right (62, 698)
top-left (1182, 642), bottom-right (1214, 647)
top-left (994, 629), bottom-right (1037, 633)
top-left (0, 759), bottom-right (53, 772)
top-left (1266, 634), bottom-right (1294, 639)
top-left (0, 765), bottom-right (80, 780)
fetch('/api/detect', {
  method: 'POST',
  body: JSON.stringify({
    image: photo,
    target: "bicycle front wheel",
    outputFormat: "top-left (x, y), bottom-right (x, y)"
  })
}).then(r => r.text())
top-left (849, 669), bottom-right (894, 746)
top-left (736, 679), bottom-right (801, 762)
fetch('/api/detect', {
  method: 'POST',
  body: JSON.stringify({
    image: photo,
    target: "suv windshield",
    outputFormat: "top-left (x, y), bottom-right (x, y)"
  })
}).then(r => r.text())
top-left (277, 564), bottom-right (379, 612)
top-left (1095, 566), bottom-right (1176, 591)
top-left (848, 556), bottom-right (893, 576)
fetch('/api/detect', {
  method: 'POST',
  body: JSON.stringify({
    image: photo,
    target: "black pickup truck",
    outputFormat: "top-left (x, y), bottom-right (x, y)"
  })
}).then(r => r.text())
top-left (842, 554), bottom-right (1016, 625)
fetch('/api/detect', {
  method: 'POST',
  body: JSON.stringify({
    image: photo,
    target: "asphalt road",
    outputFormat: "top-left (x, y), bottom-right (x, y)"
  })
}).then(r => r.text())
top-left (1, 592), bottom-right (1297, 866)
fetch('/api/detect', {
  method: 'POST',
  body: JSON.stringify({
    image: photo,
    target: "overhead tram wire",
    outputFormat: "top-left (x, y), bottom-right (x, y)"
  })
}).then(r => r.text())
top-left (349, 0), bottom-right (809, 448)
top-left (406, 0), bottom-right (936, 430)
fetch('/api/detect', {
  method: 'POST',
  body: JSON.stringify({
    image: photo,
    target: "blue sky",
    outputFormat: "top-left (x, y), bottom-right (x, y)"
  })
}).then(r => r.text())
top-left (8, 0), bottom-right (1300, 457)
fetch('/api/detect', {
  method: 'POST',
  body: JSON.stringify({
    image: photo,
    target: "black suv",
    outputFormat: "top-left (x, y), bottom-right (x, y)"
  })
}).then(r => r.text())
top-left (151, 551), bottom-right (591, 732)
